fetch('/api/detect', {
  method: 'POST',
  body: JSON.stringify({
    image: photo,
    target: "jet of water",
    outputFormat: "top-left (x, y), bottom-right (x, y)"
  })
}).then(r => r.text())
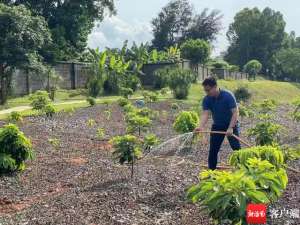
top-left (147, 132), bottom-right (196, 157)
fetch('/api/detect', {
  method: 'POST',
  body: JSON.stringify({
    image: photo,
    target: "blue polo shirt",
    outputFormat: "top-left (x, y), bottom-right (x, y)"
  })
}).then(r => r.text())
top-left (202, 89), bottom-right (237, 127)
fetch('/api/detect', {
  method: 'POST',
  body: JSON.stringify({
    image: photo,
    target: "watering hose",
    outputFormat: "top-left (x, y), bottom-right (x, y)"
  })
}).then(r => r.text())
top-left (194, 130), bottom-right (252, 148)
top-left (193, 130), bottom-right (300, 173)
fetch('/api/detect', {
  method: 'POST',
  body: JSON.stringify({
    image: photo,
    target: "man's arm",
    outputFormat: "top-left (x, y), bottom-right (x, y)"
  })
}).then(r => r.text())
top-left (226, 107), bottom-right (239, 136)
top-left (194, 110), bottom-right (210, 133)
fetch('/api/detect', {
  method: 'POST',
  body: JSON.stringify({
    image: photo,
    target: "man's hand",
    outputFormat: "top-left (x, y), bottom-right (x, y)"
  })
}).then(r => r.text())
top-left (226, 127), bottom-right (233, 136)
top-left (194, 127), bottom-right (204, 133)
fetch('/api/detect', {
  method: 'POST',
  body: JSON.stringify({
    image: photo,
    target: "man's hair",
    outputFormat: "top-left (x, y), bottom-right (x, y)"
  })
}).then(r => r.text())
top-left (202, 76), bottom-right (217, 87)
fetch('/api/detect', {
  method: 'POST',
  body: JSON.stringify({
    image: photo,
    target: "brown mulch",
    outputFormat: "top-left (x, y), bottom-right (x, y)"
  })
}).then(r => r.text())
top-left (0, 101), bottom-right (299, 225)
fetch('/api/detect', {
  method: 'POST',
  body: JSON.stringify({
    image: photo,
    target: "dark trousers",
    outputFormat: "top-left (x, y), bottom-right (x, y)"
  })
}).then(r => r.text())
top-left (208, 123), bottom-right (241, 170)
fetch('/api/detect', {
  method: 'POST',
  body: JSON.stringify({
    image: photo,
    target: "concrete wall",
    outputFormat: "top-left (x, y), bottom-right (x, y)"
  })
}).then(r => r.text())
top-left (12, 62), bottom-right (90, 96)
top-left (11, 60), bottom-right (248, 96)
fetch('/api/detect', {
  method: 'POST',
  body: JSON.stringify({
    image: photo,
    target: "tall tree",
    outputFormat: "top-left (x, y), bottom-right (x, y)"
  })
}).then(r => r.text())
top-left (225, 7), bottom-right (286, 75)
top-left (0, 3), bottom-right (51, 104)
top-left (151, 0), bottom-right (193, 50)
top-left (184, 8), bottom-right (222, 42)
top-left (5, 0), bottom-right (116, 62)
top-left (151, 0), bottom-right (222, 50)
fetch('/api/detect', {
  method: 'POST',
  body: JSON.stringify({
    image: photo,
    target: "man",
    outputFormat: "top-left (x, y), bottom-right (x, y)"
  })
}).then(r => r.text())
top-left (194, 77), bottom-right (241, 170)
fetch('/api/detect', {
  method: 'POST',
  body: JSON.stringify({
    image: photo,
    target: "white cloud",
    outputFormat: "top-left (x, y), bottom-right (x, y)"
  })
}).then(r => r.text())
top-left (88, 16), bottom-right (153, 50)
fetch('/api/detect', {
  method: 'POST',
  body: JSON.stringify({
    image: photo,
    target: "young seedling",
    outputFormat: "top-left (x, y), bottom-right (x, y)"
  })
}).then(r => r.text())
top-left (87, 119), bottom-right (96, 127)
top-left (48, 138), bottom-right (60, 150)
top-left (110, 135), bottom-right (142, 179)
top-left (96, 128), bottom-right (106, 140)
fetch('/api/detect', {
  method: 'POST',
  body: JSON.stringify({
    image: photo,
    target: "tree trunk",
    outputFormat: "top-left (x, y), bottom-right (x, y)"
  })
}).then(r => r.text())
top-left (0, 65), bottom-right (7, 105)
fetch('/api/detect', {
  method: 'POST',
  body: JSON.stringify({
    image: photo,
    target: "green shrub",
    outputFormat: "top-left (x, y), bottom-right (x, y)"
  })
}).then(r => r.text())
top-left (120, 87), bottom-right (133, 99)
top-left (160, 87), bottom-right (169, 95)
top-left (234, 87), bottom-right (251, 103)
top-left (126, 112), bottom-right (151, 136)
top-left (154, 67), bottom-right (171, 89)
top-left (88, 78), bottom-right (103, 97)
top-left (229, 146), bottom-right (285, 169)
top-left (241, 157), bottom-right (287, 202)
top-left (210, 60), bottom-right (229, 69)
top-left (29, 90), bottom-right (51, 111)
top-left (291, 98), bottom-right (300, 121)
top-left (142, 91), bottom-right (158, 103)
top-left (173, 111), bottom-right (199, 133)
top-left (180, 39), bottom-right (211, 65)
top-left (123, 103), bottom-right (136, 114)
top-left (171, 103), bottom-right (180, 111)
top-left (0, 124), bottom-right (34, 173)
top-left (110, 134), bottom-right (142, 178)
top-left (44, 104), bottom-right (56, 118)
top-left (256, 99), bottom-right (277, 113)
top-left (87, 96), bottom-right (96, 106)
top-left (142, 133), bottom-right (160, 151)
top-left (187, 169), bottom-right (269, 225)
top-left (168, 68), bottom-right (195, 99)
top-left (187, 145), bottom-right (288, 225)
top-left (229, 65), bottom-right (240, 72)
top-left (117, 97), bottom-right (130, 107)
top-left (48, 138), bottom-right (60, 150)
top-left (238, 103), bottom-right (254, 119)
top-left (247, 121), bottom-right (282, 146)
top-left (96, 128), bottom-right (106, 140)
top-left (244, 60), bottom-right (262, 80)
top-left (8, 111), bottom-right (23, 123)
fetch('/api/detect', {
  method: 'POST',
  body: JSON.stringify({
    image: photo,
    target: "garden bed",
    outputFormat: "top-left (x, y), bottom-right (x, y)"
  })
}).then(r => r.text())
top-left (0, 101), bottom-right (299, 225)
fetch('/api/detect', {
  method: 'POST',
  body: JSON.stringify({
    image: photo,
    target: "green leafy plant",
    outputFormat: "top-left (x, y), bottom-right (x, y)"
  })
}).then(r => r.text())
top-left (238, 102), bottom-right (254, 121)
top-left (229, 146), bottom-right (285, 170)
top-left (29, 90), bottom-right (51, 111)
top-left (153, 66), bottom-right (172, 89)
top-left (291, 98), bottom-right (300, 121)
top-left (173, 111), bottom-right (199, 134)
top-left (168, 68), bottom-right (195, 99)
top-left (279, 145), bottom-right (300, 163)
top-left (87, 119), bottom-right (96, 127)
top-left (247, 120), bottom-right (282, 146)
top-left (44, 104), bottom-right (56, 118)
top-left (125, 112), bottom-right (151, 136)
top-left (187, 145), bottom-right (288, 225)
top-left (171, 103), bottom-right (180, 111)
top-left (104, 110), bottom-right (111, 120)
top-left (240, 157), bottom-right (288, 202)
top-left (187, 169), bottom-right (269, 225)
top-left (117, 97), bottom-right (130, 107)
top-left (8, 111), bottom-right (23, 123)
top-left (120, 87), bottom-right (133, 99)
top-left (96, 128), bottom-right (106, 140)
top-left (110, 134), bottom-right (142, 178)
top-left (48, 138), bottom-right (60, 150)
top-left (87, 97), bottom-right (96, 106)
top-left (0, 124), bottom-right (34, 173)
top-left (142, 133), bottom-right (160, 153)
top-left (160, 87), bottom-right (169, 95)
top-left (256, 99), bottom-right (277, 113)
top-left (243, 60), bottom-right (262, 80)
top-left (234, 87), bottom-right (251, 103)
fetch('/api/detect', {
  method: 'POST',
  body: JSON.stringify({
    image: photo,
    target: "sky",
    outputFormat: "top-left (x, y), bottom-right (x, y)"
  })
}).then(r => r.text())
top-left (88, 0), bottom-right (300, 56)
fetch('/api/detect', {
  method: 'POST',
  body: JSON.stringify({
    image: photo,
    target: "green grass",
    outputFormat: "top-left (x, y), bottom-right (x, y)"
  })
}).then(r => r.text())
top-left (187, 80), bottom-right (300, 105)
top-left (1, 79), bottom-right (300, 120)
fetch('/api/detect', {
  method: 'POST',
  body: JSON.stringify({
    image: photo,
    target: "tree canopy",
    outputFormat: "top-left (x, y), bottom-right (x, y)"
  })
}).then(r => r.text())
top-left (225, 7), bottom-right (286, 74)
top-left (151, 0), bottom-right (222, 50)
top-left (4, 0), bottom-right (116, 62)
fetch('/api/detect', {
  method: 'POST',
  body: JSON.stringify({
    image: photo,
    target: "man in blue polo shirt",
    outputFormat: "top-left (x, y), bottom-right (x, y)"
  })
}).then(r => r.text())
top-left (194, 77), bottom-right (241, 170)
